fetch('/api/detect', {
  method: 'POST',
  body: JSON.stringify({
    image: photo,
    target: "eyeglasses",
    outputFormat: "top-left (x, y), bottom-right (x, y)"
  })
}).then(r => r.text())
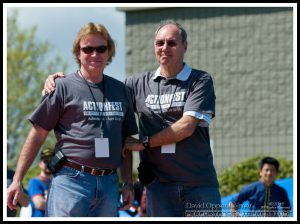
top-left (80, 45), bottom-right (108, 54)
top-left (155, 40), bottom-right (178, 47)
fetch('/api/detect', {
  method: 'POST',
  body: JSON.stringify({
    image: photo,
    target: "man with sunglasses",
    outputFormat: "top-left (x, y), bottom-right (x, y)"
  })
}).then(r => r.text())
top-left (27, 148), bottom-right (54, 217)
top-left (40, 20), bottom-right (220, 217)
top-left (7, 22), bottom-right (138, 217)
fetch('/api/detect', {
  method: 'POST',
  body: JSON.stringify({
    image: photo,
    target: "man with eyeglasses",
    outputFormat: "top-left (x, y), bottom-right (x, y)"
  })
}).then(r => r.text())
top-left (26, 148), bottom-right (54, 217)
top-left (40, 20), bottom-right (220, 217)
top-left (124, 20), bottom-right (221, 217)
top-left (7, 22), bottom-right (138, 217)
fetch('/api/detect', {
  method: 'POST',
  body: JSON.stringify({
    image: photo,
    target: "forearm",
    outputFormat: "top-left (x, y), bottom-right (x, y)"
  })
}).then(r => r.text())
top-left (123, 116), bottom-right (199, 151)
top-left (32, 196), bottom-right (47, 210)
top-left (119, 148), bottom-right (134, 210)
top-left (120, 149), bottom-right (133, 185)
top-left (13, 124), bottom-right (48, 183)
top-left (149, 115), bottom-right (199, 148)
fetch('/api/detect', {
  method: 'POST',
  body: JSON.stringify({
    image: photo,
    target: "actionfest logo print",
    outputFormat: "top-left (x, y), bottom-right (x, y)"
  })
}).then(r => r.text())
top-left (83, 101), bottom-right (124, 121)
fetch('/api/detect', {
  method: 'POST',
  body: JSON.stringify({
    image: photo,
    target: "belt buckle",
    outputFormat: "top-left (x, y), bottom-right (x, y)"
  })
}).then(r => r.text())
top-left (106, 169), bottom-right (114, 175)
top-left (91, 168), bottom-right (105, 176)
top-left (91, 168), bottom-right (114, 176)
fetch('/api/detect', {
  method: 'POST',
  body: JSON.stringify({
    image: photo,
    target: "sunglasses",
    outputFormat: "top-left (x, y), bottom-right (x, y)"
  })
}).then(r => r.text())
top-left (80, 45), bottom-right (108, 54)
top-left (155, 40), bottom-right (178, 47)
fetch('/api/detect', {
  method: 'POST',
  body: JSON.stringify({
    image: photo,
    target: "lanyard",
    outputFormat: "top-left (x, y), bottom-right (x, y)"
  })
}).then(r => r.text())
top-left (78, 70), bottom-right (105, 138)
top-left (157, 78), bottom-right (179, 128)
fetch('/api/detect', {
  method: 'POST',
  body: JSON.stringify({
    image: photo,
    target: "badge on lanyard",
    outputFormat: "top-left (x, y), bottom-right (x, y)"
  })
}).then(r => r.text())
top-left (161, 143), bottom-right (176, 154)
top-left (95, 123), bottom-right (110, 157)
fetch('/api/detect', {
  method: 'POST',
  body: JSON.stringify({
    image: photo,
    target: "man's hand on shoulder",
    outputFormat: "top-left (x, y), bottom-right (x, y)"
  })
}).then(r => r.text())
top-left (42, 72), bottom-right (65, 96)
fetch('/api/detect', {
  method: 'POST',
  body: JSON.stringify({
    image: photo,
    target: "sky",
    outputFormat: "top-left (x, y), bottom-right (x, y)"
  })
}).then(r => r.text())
top-left (6, 4), bottom-right (126, 81)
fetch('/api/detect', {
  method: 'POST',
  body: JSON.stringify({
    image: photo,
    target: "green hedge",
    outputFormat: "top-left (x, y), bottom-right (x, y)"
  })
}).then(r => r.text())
top-left (218, 155), bottom-right (293, 197)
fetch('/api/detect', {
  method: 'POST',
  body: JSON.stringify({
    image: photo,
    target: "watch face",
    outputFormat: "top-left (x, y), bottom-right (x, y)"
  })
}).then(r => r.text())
top-left (143, 136), bottom-right (148, 143)
top-left (142, 136), bottom-right (149, 147)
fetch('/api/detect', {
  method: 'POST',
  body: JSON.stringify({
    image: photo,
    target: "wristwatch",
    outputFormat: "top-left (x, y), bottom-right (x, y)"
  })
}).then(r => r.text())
top-left (142, 136), bottom-right (150, 148)
top-left (122, 182), bottom-right (133, 189)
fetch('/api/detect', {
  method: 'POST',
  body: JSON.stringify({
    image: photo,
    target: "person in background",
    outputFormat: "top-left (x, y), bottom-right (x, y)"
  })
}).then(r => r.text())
top-left (42, 19), bottom-right (221, 217)
top-left (138, 188), bottom-right (147, 217)
top-left (118, 179), bottom-right (144, 217)
top-left (7, 22), bottom-right (138, 217)
top-left (133, 180), bottom-right (144, 209)
top-left (229, 156), bottom-right (291, 217)
top-left (27, 148), bottom-right (54, 217)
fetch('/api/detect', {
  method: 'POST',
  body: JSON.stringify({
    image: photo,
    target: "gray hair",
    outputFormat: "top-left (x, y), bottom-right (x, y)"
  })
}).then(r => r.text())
top-left (155, 19), bottom-right (187, 43)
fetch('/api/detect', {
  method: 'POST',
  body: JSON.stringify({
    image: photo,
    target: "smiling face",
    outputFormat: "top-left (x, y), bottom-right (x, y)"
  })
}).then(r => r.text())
top-left (78, 33), bottom-right (109, 74)
top-left (260, 163), bottom-right (278, 186)
top-left (154, 24), bottom-right (187, 74)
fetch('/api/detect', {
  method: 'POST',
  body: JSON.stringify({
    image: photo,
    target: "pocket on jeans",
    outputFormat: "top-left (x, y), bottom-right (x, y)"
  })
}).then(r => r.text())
top-left (146, 177), bottom-right (157, 188)
top-left (55, 166), bottom-right (81, 178)
top-left (110, 173), bottom-right (119, 184)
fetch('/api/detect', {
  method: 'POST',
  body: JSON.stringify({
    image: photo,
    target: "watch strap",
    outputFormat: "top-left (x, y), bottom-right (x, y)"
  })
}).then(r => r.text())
top-left (142, 136), bottom-right (150, 148)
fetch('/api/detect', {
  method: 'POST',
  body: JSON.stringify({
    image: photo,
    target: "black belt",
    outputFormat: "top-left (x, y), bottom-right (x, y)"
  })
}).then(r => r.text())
top-left (63, 161), bottom-right (116, 176)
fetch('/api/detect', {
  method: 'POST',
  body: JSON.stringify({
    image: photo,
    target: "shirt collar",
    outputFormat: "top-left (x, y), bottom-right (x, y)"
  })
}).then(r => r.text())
top-left (153, 63), bottom-right (192, 81)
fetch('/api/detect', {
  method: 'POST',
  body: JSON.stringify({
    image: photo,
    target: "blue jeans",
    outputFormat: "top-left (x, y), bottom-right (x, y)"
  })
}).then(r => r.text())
top-left (46, 166), bottom-right (119, 217)
top-left (146, 178), bottom-right (221, 217)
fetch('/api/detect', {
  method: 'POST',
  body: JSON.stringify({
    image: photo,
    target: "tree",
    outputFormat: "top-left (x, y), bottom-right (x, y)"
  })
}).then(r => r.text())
top-left (6, 10), bottom-right (68, 168)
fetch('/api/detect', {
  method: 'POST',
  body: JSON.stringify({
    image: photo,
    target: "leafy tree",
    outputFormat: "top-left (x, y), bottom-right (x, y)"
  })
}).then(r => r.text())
top-left (6, 10), bottom-right (68, 168)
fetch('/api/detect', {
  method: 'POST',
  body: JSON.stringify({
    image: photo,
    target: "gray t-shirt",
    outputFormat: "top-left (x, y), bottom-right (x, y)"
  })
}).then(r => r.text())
top-left (29, 71), bottom-right (138, 168)
top-left (125, 68), bottom-right (219, 187)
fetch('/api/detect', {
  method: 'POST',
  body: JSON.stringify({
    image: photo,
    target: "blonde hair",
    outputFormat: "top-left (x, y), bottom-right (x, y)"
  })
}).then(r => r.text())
top-left (72, 22), bottom-right (116, 67)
